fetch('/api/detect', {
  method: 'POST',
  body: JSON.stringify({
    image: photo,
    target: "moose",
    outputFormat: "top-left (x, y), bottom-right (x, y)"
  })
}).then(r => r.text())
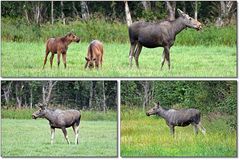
top-left (146, 102), bottom-right (206, 136)
top-left (85, 40), bottom-right (104, 69)
top-left (32, 102), bottom-right (81, 144)
top-left (128, 9), bottom-right (202, 70)
top-left (42, 32), bottom-right (80, 69)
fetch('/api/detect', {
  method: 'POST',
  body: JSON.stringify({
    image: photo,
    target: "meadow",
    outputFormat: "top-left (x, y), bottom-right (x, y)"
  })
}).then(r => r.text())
top-left (121, 108), bottom-right (237, 157)
top-left (1, 41), bottom-right (236, 77)
top-left (2, 118), bottom-right (117, 157)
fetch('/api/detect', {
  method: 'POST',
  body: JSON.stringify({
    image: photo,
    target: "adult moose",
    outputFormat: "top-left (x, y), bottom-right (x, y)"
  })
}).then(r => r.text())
top-left (85, 40), bottom-right (104, 69)
top-left (32, 102), bottom-right (81, 144)
top-left (42, 32), bottom-right (80, 69)
top-left (146, 102), bottom-right (206, 136)
top-left (128, 9), bottom-right (202, 70)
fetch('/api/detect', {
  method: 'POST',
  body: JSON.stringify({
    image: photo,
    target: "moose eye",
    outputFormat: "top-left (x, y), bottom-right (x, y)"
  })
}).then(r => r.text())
top-left (189, 18), bottom-right (192, 20)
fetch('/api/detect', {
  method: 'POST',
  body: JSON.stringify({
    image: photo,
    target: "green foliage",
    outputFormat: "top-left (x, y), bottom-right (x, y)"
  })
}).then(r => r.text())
top-left (1, 109), bottom-right (117, 121)
top-left (2, 119), bottom-right (117, 157)
top-left (1, 18), bottom-right (237, 46)
top-left (1, 42), bottom-right (236, 77)
top-left (121, 107), bottom-right (237, 157)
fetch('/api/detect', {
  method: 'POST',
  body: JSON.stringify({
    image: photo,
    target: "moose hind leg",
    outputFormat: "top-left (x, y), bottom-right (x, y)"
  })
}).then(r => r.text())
top-left (72, 124), bottom-right (80, 144)
top-left (197, 122), bottom-right (206, 135)
top-left (161, 50), bottom-right (166, 70)
top-left (57, 52), bottom-right (61, 68)
top-left (62, 53), bottom-right (67, 68)
top-left (50, 127), bottom-right (55, 144)
top-left (43, 50), bottom-right (50, 69)
top-left (50, 53), bottom-right (54, 68)
top-left (62, 128), bottom-right (70, 144)
top-left (129, 42), bottom-right (137, 68)
top-left (134, 44), bottom-right (142, 68)
top-left (170, 126), bottom-right (175, 136)
top-left (192, 124), bottom-right (199, 135)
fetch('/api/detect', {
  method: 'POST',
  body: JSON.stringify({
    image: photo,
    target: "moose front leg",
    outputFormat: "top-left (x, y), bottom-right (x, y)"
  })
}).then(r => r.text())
top-left (50, 127), bottom-right (55, 144)
top-left (164, 46), bottom-right (171, 70)
top-left (62, 52), bottom-right (67, 69)
top-left (61, 127), bottom-right (70, 144)
top-left (169, 125), bottom-right (175, 136)
top-left (57, 51), bottom-right (61, 68)
top-left (160, 49), bottom-right (166, 70)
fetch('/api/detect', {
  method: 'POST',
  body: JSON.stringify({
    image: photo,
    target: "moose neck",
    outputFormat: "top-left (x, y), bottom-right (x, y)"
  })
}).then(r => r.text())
top-left (171, 17), bottom-right (187, 36)
top-left (156, 107), bottom-right (168, 119)
top-left (44, 109), bottom-right (56, 123)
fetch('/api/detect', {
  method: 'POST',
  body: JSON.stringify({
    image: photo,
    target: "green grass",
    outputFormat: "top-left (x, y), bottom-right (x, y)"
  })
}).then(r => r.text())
top-left (1, 108), bottom-right (117, 121)
top-left (2, 119), bottom-right (117, 157)
top-left (1, 41), bottom-right (236, 77)
top-left (121, 108), bottom-right (237, 157)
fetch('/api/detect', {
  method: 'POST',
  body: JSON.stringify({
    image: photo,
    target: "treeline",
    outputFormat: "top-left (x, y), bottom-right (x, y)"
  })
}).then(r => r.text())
top-left (1, 81), bottom-right (117, 112)
top-left (2, 1), bottom-right (237, 25)
top-left (121, 81), bottom-right (237, 115)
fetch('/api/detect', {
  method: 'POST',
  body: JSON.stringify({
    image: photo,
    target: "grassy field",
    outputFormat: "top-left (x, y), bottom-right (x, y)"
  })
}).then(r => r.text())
top-left (121, 108), bottom-right (237, 157)
top-left (1, 41), bottom-right (236, 77)
top-left (2, 119), bottom-right (117, 157)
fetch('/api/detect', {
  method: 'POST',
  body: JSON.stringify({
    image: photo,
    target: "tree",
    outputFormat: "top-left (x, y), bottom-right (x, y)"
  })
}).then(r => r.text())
top-left (61, 1), bottom-right (66, 25)
top-left (42, 81), bottom-right (57, 104)
top-left (165, 1), bottom-right (176, 20)
top-left (81, 1), bottom-right (90, 20)
top-left (51, 1), bottom-right (54, 24)
top-left (2, 81), bottom-right (13, 106)
top-left (124, 1), bottom-right (132, 26)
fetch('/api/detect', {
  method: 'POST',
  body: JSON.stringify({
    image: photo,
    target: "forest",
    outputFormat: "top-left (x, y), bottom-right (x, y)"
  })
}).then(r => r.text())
top-left (1, 81), bottom-right (117, 112)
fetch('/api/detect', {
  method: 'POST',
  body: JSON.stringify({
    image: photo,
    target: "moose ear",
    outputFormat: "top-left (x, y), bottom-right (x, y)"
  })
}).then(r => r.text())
top-left (85, 57), bottom-right (90, 61)
top-left (157, 102), bottom-right (160, 107)
top-left (177, 9), bottom-right (185, 17)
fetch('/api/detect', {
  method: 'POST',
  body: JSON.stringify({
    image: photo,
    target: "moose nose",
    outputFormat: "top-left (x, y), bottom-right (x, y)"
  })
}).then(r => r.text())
top-left (32, 114), bottom-right (36, 119)
top-left (146, 113), bottom-right (150, 116)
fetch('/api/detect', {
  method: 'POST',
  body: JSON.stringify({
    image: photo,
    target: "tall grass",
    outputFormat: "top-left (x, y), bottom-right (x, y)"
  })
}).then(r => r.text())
top-left (1, 108), bottom-right (117, 121)
top-left (121, 106), bottom-right (237, 157)
top-left (1, 18), bottom-right (236, 46)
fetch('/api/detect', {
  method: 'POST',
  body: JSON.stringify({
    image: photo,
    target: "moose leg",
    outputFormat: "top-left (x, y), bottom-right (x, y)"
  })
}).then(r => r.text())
top-left (57, 52), bottom-right (61, 68)
top-left (43, 50), bottom-right (50, 69)
top-left (197, 122), bottom-right (206, 135)
top-left (62, 53), bottom-right (67, 68)
top-left (50, 127), bottom-right (55, 144)
top-left (61, 127), bottom-right (70, 144)
top-left (160, 50), bottom-right (166, 70)
top-left (50, 53), bottom-right (54, 68)
top-left (134, 44), bottom-right (142, 68)
top-left (169, 125), bottom-right (175, 136)
top-left (164, 46), bottom-right (171, 70)
top-left (129, 42), bottom-right (137, 68)
top-left (192, 124), bottom-right (199, 135)
top-left (72, 124), bottom-right (80, 144)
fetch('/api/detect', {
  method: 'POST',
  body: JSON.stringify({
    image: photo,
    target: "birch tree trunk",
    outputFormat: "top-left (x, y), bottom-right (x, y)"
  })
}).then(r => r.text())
top-left (2, 82), bottom-right (12, 106)
top-left (42, 81), bottom-right (57, 105)
top-left (15, 82), bottom-right (24, 109)
top-left (72, 2), bottom-right (79, 17)
top-left (102, 81), bottom-right (107, 113)
top-left (166, 1), bottom-right (176, 21)
top-left (124, 1), bottom-right (132, 26)
top-left (194, 1), bottom-right (198, 20)
top-left (51, 1), bottom-right (54, 24)
top-left (61, 1), bottom-right (66, 25)
top-left (89, 81), bottom-right (93, 109)
top-left (81, 1), bottom-right (90, 20)
top-left (142, 1), bottom-right (151, 11)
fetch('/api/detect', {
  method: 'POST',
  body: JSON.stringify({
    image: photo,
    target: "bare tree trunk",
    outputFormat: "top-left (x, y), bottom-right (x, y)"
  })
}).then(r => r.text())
top-left (42, 81), bottom-right (57, 105)
top-left (142, 1), bottom-right (151, 11)
top-left (61, 1), bottom-right (66, 25)
top-left (72, 2), bottom-right (79, 17)
top-left (140, 81), bottom-right (151, 111)
top-left (15, 82), bottom-right (24, 109)
top-left (35, 2), bottom-right (40, 24)
top-left (23, 3), bottom-right (30, 24)
top-left (30, 86), bottom-right (33, 109)
top-left (81, 1), bottom-right (90, 20)
top-left (194, 1), bottom-right (198, 20)
top-left (102, 81), bottom-right (107, 113)
top-left (182, 1), bottom-right (186, 13)
top-left (166, 1), bottom-right (176, 21)
top-left (2, 82), bottom-right (12, 106)
top-left (124, 1), bottom-right (132, 26)
top-left (51, 1), bottom-right (54, 24)
top-left (89, 81), bottom-right (93, 109)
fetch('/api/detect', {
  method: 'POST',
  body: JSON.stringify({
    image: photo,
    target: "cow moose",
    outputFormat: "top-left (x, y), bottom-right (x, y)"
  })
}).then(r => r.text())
top-left (128, 9), bottom-right (202, 70)
top-left (42, 32), bottom-right (80, 69)
top-left (32, 102), bottom-right (81, 144)
top-left (146, 102), bottom-right (206, 136)
top-left (85, 40), bottom-right (104, 69)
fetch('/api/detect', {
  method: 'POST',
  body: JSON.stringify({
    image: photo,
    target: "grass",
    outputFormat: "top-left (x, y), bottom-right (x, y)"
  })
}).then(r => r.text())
top-left (120, 108), bottom-right (237, 157)
top-left (1, 41), bottom-right (236, 77)
top-left (1, 108), bottom-right (117, 121)
top-left (1, 119), bottom-right (117, 157)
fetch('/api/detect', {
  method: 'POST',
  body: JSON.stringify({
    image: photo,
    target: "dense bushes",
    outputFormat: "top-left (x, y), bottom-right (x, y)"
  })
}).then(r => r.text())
top-left (1, 18), bottom-right (236, 46)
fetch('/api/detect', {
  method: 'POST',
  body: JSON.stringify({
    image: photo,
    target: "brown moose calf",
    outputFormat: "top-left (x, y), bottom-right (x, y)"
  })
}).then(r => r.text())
top-left (85, 40), bottom-right (103, 69)
top-left (43, 32), bottom-right (80, 69)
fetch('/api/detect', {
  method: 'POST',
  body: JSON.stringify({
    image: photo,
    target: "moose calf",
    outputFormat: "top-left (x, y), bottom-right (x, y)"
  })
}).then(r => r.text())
top-left (85, 40), bottom-right (103, 69)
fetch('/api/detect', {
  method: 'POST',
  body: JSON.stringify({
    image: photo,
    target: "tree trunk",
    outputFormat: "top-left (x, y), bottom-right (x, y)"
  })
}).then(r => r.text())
top-left (89, 81), bottom-right (93, 109)
top-left (194, 1), bottom-right (198, 20)
top-left (72, 2), bottom-right (79, 17)
top-left (166, 1), bottom-right (176, 21)
top-left (30, 86), bottom-right (33, 109)
top-left (142, 1), bottom-right (151, 11)
top-left (102, 81), bottom-right (107, 113)
top-left (2, 82), bottom-right (12, 106)
top-left (124, 1), bottom-right (132, 26)
top-left (61, 1), bottom-right (66, 25)
top-left (81, 1), bottom-right (90, 20)
top-left (15, 82), bottom-right (24, 109)
top-left (51, 1), bottom-right (54, 24)
top-left (140, 81), bottom-right (151, 111)
top-left (42, 81), bottom-right (57, 104)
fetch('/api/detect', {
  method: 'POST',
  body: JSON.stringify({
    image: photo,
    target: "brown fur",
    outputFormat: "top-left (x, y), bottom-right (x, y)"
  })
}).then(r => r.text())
top-left (43, 32), bottom-right (80, 69)
top-left (85, 40), bottom-right (103, 69)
